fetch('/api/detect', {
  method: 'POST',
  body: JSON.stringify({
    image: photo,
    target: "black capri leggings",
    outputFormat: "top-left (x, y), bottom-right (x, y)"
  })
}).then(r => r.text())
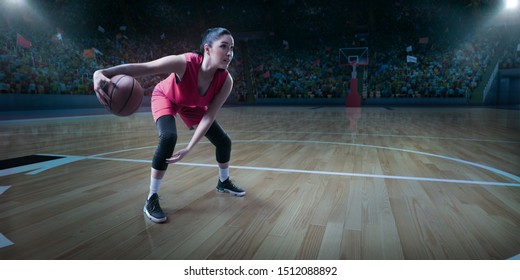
top-left (152, 115), bottom-right (232, 170)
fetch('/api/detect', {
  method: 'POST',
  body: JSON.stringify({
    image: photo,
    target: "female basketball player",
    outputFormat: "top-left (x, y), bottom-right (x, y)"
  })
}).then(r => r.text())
top-left (93, 27), bottom-right (245, 223)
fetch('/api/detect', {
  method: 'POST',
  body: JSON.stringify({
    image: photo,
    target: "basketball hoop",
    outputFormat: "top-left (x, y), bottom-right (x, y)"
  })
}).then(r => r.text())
top-left (338, 47), bottom-right (369, 67)
top-left (338, 47), bottom-right (369, 107)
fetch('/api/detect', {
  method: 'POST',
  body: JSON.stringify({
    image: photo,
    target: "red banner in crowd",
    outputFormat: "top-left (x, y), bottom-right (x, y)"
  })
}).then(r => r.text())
top-left (16, 34), bottom-right (32, 49)
top-left (83, 48), bottom-right (96, 58)
top-left (419, 37), bottom-right (429, 44)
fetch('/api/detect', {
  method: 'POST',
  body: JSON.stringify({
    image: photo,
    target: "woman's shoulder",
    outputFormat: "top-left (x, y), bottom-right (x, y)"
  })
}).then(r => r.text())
top-left (184, 52), bottom-right (202, 63)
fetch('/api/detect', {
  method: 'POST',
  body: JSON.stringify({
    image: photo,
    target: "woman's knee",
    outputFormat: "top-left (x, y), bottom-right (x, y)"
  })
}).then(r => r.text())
top-left (156, 115), bottom-right (178, 144)
top-left (219, 134), bottom-right (232, 150)
top-left (158, 130), bottom-right (177, 145)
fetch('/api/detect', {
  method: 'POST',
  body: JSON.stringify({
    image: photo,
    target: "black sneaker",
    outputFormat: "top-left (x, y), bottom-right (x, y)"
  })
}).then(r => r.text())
top-left (143, 193), bottom-right (167, 223)
top-left (216, 178), bottom-right (246, 197)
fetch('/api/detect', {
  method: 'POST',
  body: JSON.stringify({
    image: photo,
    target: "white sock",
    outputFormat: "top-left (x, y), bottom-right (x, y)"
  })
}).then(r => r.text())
top-left (148, 177), bottom-right (161, 199)
top-left (219, 167), bottom-right (229, 182)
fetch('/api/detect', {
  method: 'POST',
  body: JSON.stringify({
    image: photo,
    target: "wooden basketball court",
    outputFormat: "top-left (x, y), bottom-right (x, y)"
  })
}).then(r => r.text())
top-left (1, 106), bottom-right (519, 260)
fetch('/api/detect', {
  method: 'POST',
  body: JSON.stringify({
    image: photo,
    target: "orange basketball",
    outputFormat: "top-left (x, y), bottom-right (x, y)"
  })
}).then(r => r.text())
top-left (101, 74), bottom-right (143, 116)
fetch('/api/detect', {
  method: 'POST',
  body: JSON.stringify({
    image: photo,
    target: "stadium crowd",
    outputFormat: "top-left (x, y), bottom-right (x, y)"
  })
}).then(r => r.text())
top-left (0, 0), bottom-right (518, 100)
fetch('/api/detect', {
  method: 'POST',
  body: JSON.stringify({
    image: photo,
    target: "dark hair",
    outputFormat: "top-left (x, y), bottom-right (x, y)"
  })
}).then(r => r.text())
top-left (198, 27), bottom-right (232, 54)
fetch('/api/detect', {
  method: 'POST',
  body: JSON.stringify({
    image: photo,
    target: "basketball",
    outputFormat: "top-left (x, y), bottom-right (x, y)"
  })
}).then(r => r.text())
top-left (101, 74), bottom-right (143, 116)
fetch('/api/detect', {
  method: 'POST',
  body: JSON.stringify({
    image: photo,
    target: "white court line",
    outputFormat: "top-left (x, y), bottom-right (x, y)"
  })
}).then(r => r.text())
top-left (37, 138), bottom-right (520, 187)
top-left (34, 152), bottom-right (519, 188)
top-left (85, 139), bottom-right (520, 184)
top-left (84, 156), bottom-right (520, 187)
top-left (230, 139), bottom-right (520, 183)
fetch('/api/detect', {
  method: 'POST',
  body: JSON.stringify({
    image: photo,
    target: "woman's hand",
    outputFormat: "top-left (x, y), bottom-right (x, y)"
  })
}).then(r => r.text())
top-left (166, 148), bottom-right (190, 164)
top-left (93, 70), bottom-right (112, 106)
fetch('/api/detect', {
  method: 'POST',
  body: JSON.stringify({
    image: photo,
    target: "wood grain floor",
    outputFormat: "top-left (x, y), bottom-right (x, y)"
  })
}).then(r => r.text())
top-left (0, 106), bottom-right (519, 260)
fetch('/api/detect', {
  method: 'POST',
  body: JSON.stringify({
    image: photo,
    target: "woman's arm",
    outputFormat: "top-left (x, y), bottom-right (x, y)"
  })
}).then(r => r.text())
top-left (166, 73), bottom-right (234, 164)
top-left (93, 54), bottom-right (186, 105)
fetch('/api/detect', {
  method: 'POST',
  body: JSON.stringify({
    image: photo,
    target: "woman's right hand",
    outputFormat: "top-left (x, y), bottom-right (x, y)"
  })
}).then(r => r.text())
top-left (166, 148), bottom-right (191, 164)
top-left (93, 70), bottom-right (112, 106)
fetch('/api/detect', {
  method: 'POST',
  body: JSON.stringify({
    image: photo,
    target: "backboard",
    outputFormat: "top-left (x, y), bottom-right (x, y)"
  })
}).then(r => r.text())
top-left (339, 47), bottom-right (369, 66)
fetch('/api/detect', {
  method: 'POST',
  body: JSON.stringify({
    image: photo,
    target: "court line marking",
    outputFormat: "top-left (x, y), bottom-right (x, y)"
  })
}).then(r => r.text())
top-left (34, 136), bottom-right (520, 187)
top-left (0, 156), bottom-right (84, 176)
top-left (77, 156), bottom-right (520, 187)
top-left (83, 139), bottom-right (520, 184)
top-left (231, 139), bottom-right (520, 183)
top-left (2, 138), bottom-right (513, 187)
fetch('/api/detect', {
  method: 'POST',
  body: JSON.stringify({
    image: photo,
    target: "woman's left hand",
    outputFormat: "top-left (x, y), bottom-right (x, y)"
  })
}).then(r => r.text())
top-left (166, 148), bottom-right (190, 164)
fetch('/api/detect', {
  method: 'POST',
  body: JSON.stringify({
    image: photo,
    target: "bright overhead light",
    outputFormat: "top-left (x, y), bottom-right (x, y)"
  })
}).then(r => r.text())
top-left (505, 0), bottom-right (519, 10)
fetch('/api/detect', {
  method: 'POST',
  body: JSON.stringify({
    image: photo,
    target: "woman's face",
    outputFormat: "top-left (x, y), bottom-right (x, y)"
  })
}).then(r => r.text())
top-left (206, 34), bottom-right (234, 69)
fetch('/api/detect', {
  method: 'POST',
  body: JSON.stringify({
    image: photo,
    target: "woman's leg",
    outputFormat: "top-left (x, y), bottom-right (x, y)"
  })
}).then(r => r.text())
top-left (145, 115), bottom-right (177, 223)
top-left (205, 121), bottom-right (245, 196)
top-left (150, 115), bottom-right (178, 195)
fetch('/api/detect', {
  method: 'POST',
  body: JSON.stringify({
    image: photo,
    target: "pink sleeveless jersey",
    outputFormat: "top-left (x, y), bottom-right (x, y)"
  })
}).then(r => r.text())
top-left (151, 53), bottom-right (229, 127)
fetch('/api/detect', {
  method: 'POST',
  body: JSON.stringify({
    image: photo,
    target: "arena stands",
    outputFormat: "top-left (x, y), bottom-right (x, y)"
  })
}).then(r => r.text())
top-left (0, 0), bottom-right (518, 105)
